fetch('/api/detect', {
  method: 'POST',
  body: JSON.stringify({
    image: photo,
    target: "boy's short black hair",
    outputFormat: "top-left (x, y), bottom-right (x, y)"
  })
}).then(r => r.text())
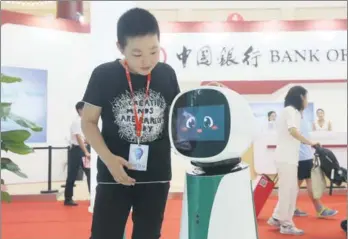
top-left (284, 86), bottom-right (308, 111)
top-left (117, 8), bottom-right (160, 49)
top-left (75, 101), bottom-right (84, 113)
top-left (316, 108), bottom-right (324, 113)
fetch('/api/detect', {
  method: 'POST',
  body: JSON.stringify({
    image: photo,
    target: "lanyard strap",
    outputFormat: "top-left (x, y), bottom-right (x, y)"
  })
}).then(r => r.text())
top-left (124, 61), bottom-right (151, 141)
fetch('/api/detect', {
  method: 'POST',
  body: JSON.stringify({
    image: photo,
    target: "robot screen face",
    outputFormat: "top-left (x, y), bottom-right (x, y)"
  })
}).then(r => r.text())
top-left (176, 105), bottom-right (225, 141)
top-left (171, 89), bottom-right (230, 158)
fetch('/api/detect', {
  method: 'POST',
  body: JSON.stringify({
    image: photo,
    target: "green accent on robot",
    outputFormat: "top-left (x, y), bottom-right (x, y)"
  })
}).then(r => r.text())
top-left (186, 173), bottom-right (224, 239)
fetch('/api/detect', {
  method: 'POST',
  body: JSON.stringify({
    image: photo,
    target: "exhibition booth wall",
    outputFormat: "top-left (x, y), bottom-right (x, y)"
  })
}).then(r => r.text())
top-left (146, 1), bottom-right (348, 22)
top-left (1, 11), bottom-right (347, 193)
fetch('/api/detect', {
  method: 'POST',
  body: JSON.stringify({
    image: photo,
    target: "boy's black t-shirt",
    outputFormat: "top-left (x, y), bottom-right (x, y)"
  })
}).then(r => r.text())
top-left (82, 59), bottom-right (180, 183)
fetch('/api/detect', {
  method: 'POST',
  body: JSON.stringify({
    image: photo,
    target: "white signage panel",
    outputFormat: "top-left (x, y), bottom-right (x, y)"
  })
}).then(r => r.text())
top-left (160, 30), bottom-right (347, 81)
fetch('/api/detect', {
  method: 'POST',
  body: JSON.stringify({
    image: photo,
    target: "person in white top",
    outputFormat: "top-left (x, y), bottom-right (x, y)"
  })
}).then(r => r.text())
top-left (64, 101), bottom-right (91, 206)
top-left (312, 108), bottom-right (332, 131)
top-left (267, 110), bottom-right (277, 130)
top-left (268, 110), bottom-right (277, 122)
top-left (267, 86), bottom-right (320, 236)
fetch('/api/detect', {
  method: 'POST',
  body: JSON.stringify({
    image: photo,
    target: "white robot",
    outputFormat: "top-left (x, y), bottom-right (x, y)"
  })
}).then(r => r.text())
top-left (169, 86), bottom-right (258, 239)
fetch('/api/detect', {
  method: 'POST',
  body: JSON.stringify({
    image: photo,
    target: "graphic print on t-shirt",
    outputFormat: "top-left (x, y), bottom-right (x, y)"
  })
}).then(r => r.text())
top-left (111, 88), bottom-right (167, 143)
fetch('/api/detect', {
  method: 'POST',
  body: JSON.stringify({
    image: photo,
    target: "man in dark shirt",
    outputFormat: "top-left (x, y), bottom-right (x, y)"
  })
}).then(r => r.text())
top-left (81, 8), bottom-right (180, 239)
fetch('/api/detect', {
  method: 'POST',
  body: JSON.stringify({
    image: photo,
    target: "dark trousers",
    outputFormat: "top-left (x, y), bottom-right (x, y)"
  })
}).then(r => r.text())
top-left (91, 182), bottom-right (170, 239)
top-left (64, 145), bottom-right (91, 200)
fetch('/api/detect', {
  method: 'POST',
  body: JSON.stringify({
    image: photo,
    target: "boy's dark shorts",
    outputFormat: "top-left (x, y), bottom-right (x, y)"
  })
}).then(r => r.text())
top-left (298, 159), bottom-right (313, 180)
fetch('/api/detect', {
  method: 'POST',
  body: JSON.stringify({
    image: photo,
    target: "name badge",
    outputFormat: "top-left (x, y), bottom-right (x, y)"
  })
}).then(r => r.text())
top-left (128, 144), bottom-right (149, 171)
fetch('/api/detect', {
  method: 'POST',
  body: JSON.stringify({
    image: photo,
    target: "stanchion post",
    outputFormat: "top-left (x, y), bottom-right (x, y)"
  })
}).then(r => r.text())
top-left (329, 181), bottom-right (333, 196)
top-left (41, 146), bottom-right (59, 194)
top-left (329, 168), bottom-right (334, 196)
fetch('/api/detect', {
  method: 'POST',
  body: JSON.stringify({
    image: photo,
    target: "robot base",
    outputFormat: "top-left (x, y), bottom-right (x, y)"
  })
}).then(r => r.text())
top-left (179, 163), bottom-right (258, 239)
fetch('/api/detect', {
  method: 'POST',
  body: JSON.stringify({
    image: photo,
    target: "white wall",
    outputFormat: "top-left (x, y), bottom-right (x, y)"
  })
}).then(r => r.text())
top-left (138, 1), bottom-right (348, 9)
top-left (244, 82), bottom-right (347, 132)
top-left (2, 1), bottom-right (346, 24)
top-left (144, 1), bottom-right (347, 21)
top-left (1, 24), bottom-right (91, 184)
top-left (1, 21), bottom-right (347, 192)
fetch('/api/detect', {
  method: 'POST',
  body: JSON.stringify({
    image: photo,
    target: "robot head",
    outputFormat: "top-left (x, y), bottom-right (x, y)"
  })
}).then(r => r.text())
top-left (169, 86), bottom-right (256, 165)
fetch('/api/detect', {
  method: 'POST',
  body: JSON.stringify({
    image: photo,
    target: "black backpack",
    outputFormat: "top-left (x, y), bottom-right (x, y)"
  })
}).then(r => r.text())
top-left (314, 146), bottom-right (347, 186)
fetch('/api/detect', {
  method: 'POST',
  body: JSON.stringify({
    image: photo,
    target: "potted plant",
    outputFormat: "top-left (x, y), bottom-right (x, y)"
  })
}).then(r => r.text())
top-left (1, 73), bottom-right (43, 202)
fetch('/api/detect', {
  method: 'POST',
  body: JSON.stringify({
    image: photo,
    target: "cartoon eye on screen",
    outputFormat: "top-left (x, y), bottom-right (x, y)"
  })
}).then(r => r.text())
top-left (176, 105), bottom-right (225, 141)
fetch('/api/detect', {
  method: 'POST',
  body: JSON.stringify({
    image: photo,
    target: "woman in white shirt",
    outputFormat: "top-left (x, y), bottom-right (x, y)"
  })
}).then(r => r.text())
top-left (313, 108), bottom-right (332, 131)
top-left (267, 86), bottom-right (319, 236)
top-left (267, 110), bottom-right (277, 130)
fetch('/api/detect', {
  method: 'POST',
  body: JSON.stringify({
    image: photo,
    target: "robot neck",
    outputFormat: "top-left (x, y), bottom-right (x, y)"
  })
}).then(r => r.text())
top-left (191, 157), bottom-right (242, 175)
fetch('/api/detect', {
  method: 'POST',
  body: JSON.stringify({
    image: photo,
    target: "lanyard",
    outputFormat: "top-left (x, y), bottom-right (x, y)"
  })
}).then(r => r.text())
top-left (124, 61), bottom-right (151, 144)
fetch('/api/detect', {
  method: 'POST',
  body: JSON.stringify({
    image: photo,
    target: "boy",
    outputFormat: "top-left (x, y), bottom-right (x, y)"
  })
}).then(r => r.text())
top-left (294, 118), bottom-right (337, 217)
top-left (82, 8), bottom-right (180, 239)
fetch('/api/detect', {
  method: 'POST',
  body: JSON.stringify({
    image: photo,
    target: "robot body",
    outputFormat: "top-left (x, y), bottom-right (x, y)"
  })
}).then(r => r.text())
top-left (169, 86), bottom-right (258, 239)
top-left (180, 165), bottom-right (258, 239)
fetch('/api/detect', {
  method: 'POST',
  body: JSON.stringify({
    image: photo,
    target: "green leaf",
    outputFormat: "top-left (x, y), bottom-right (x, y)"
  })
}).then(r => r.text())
top-left (1, 191), bottom-right (11, 203)
top-left (1, 157), bottom-right (17, 170)
top-left (0, 102), bottom-right (12, 119)
top-left (13, 170), bottom-right (27, 178)
top-left (1, 142), bottom-right (8, 152)
top-left (0, 73), bottom-right (22, 83)
top-left (1, 130), bottom-right (31, 143)
top-left (2, 141), bottom-right (34, 155)
top-left (13, 171), bottom-right (27, 178)
top-left (1, 157), bottom-right (28, 178)
top-left (8, 113), bottom-right (43, 132)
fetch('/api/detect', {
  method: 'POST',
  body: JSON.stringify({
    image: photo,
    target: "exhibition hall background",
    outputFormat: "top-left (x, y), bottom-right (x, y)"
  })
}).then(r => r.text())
top-left (1, 1), bottom-right (347, 198)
